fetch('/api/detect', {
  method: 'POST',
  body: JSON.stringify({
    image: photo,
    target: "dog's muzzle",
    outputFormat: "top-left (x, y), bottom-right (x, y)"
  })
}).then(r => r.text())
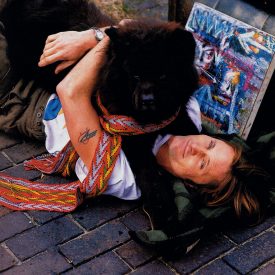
top-left (133, 82), bottom-right (156, 112)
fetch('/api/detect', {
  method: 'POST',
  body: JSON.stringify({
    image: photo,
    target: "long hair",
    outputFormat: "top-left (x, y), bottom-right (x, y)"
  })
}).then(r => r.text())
top-left (195, 135), bottom-right (272, 224)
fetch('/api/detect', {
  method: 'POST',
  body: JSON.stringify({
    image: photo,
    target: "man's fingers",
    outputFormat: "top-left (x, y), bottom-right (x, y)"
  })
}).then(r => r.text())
top-left (46, 33), bottom-right (59, 44)
top-left (44, 40), bottom-right (58, 51)
top-left (55, 60), bottom-right (74, 74)
top-left (43, 46), bottom-right (58, 58)
top-left (38, 52), bottom-right (60, 67)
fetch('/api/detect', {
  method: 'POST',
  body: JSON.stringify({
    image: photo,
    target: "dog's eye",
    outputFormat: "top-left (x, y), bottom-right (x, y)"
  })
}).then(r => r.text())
top-left (133, 75), bottom-right (140, 80)
top-left (159, 74), bottom-right (167, 80)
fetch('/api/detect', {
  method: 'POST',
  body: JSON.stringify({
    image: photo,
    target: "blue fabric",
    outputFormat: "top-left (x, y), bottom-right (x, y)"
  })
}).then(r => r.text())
top-left (43, 97), bottom-right (62, 121)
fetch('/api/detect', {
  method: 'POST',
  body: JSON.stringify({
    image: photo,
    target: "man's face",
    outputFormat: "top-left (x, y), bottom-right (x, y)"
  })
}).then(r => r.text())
top-left (156, 135), bottom-right (235, 185)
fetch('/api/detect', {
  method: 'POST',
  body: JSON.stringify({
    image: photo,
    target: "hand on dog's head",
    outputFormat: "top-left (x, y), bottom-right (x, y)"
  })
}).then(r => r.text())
top-left (100, 20), bottom-right (198, 125)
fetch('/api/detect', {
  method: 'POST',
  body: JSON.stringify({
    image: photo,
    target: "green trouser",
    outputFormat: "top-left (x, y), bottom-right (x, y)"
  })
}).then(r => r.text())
top-left (0, 20), bottom-right (51, 141)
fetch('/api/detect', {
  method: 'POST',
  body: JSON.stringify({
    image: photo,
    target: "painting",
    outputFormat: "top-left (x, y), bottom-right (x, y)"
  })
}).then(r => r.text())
top-left (185, 3), bottom-right (275, 138)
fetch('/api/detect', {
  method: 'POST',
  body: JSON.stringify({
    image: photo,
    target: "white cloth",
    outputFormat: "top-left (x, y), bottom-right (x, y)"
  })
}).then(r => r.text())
top-left (152, 134), bottom-right (172, 156)
top-left (186, 96), bottom-right (202, 132)
top-left (43, 94), bottom-right (202, 201)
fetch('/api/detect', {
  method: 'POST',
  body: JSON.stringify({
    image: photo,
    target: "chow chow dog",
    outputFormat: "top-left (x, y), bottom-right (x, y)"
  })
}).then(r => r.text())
top-left (1, 0), bottom-right (199, 228)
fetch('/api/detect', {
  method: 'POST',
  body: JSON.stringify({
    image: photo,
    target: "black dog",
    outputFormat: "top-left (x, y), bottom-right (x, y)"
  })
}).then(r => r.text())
top-left (1, 0), bottom-right (198, 125)
top-left (1, 0), bottom-right (199, 228)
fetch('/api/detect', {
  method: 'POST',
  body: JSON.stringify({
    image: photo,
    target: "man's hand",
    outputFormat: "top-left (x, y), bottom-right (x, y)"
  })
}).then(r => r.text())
top-left (118, 19), bottom-right (135, 26)
top-left (38, 29), bottom-right (103, 74)
top-left (37, 21), bottom-right (132, 74)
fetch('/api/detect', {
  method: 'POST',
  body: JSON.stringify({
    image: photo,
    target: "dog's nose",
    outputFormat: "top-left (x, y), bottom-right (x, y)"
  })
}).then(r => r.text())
top-left (141, 93), bottom-right (156, 111)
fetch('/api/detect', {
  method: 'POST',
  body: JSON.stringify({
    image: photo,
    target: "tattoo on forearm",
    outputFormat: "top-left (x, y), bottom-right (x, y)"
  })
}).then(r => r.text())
top-left (78, 129), bottom-right (97, 144)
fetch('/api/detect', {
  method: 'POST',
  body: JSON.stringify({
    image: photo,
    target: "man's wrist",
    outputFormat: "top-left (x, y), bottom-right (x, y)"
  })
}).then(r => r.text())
top-left (80, 29), bottom-right (97, 50)
top-left (90, 27), bottom-right (105, 42)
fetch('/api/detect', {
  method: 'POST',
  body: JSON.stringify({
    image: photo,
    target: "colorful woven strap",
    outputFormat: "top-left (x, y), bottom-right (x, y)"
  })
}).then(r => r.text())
top-left (80, 132), bottom-right (121, 197)
top-left (0, 174), bottom-right (81, 211)
top-left (100, 114), bottom-right (177, 135)
top-left (0, 131), bottom-right (121, 212)
top-left (97, 94), bottom-right (180, 135)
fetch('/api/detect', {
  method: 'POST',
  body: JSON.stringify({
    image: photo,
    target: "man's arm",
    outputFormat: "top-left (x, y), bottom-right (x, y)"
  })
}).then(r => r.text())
top-left (56, 37), bottom-right (109, 168)
top-left (38, 20), bottom-right (132, 74)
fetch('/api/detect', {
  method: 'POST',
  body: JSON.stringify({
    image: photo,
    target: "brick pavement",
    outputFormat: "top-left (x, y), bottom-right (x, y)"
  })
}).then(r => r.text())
top-left (0, 1), bottom-right (275, 274)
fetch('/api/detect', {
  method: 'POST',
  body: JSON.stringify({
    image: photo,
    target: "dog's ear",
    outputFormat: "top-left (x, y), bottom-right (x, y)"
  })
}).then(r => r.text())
top-left (105, 27), bottom-right (132, 52)
top-left (169, 28), bottom-right (196, 63)
top-left (105, 27), bottom-right (121, 42)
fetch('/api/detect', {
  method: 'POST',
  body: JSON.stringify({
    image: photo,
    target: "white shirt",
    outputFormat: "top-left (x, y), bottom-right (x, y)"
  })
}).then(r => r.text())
top-left (43, 94), bottom-right (201, 200)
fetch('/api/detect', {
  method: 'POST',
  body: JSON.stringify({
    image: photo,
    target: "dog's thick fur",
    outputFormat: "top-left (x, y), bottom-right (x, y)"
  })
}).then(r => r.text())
top-left (1, 0), bottom-right (199, 229)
